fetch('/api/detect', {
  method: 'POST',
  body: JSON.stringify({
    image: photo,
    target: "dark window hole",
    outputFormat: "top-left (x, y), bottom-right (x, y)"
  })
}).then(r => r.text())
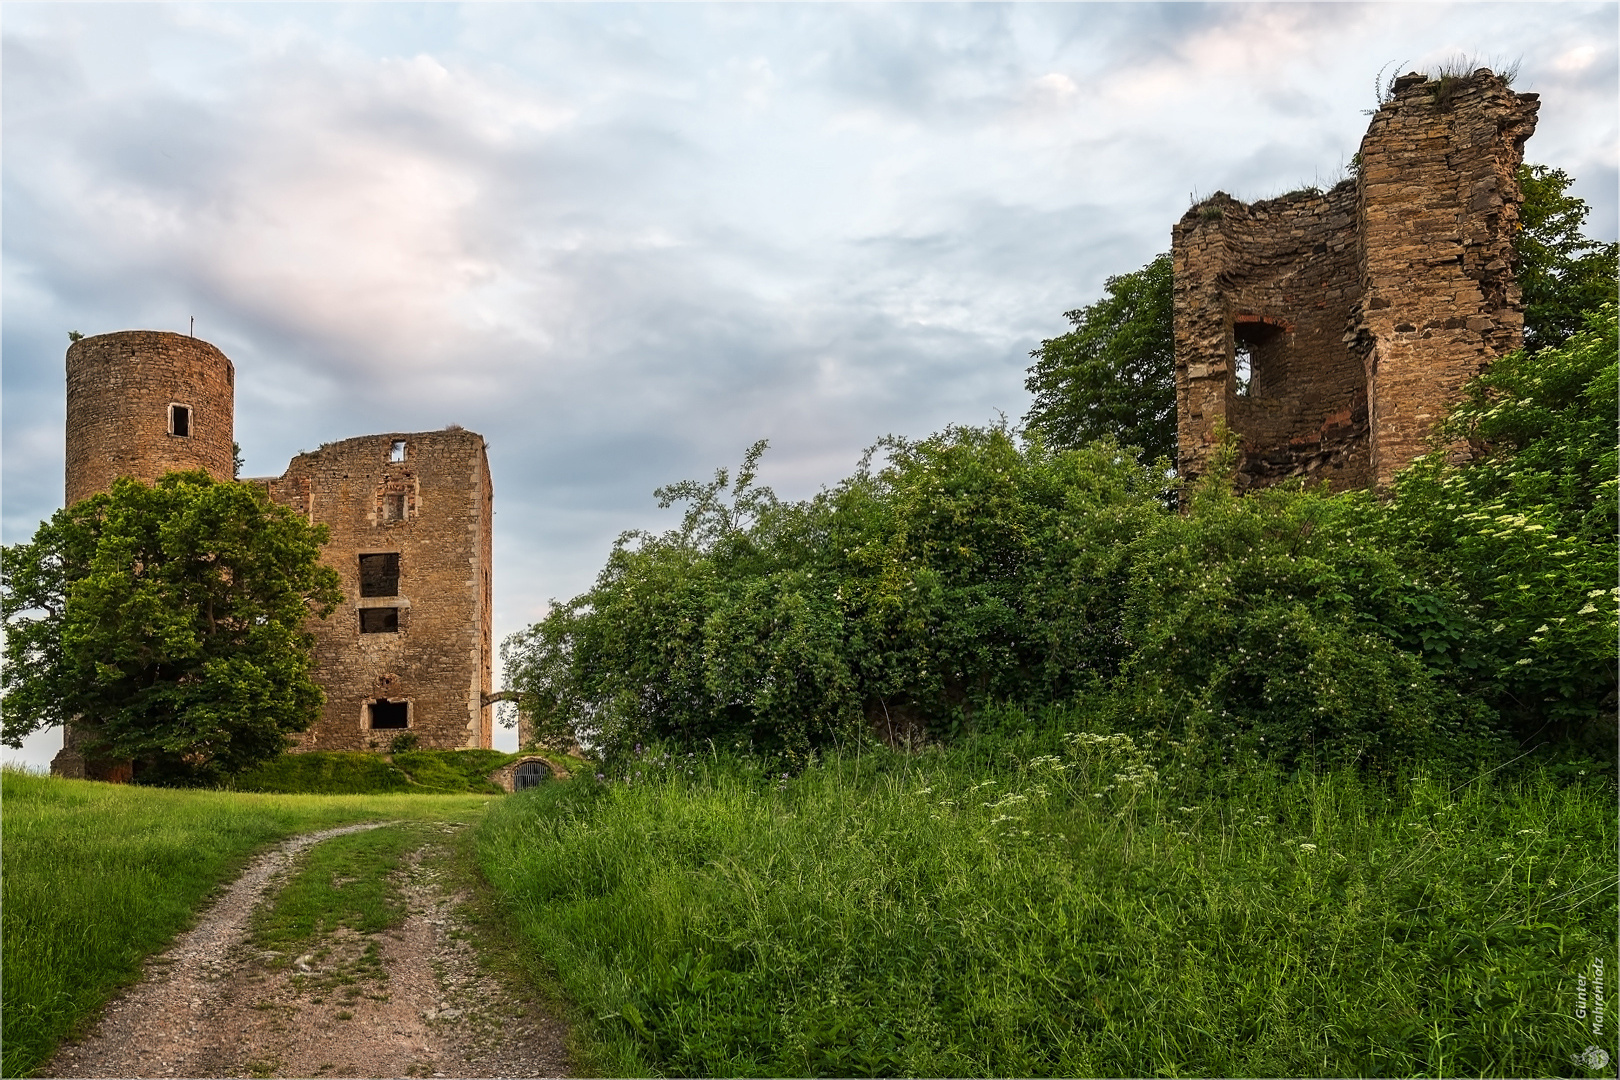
top-left (360, 608), bottom-right (399, 634)
top-left (359, 553), bottom-right (400, 597)
top-left (369, 699), bottom-right (408, 729)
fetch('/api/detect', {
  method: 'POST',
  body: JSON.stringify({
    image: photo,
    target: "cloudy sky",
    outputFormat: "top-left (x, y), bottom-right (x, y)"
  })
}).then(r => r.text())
top-left (3, 2), bottom-right (1615, 764)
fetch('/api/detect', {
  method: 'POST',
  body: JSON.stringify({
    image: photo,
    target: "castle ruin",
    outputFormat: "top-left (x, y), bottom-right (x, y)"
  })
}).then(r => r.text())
top-left (53, 331), bottom-right (494, 778)
top-left (1174, 68), bottom-right (1540, 490)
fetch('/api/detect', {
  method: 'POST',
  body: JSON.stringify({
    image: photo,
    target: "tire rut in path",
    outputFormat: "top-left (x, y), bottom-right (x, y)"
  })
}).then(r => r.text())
top-left (46, 821), bottom-right (569, 1079)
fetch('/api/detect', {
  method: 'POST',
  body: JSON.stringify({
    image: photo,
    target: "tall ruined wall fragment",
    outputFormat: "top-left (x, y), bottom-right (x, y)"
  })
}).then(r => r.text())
top-left (1174, 69), bottom-right (1540, 491)
top-left (251, 430), bottom-right (495, 752)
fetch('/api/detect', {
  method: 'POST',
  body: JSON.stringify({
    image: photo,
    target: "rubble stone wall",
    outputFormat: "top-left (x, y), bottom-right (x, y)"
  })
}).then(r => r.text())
top-left (56, 325), bottom-right (497, 775)
top-left (65, 331), bottom-right (236, 506)
top-left (252, 430), bottom-right (494, 752)
top-left (1174, 69), bottom-right (1540, 491)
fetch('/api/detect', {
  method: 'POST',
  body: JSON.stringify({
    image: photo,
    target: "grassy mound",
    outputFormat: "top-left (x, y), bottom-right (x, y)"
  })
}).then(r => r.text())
top-left (231, 750), bottom-right (520, 795)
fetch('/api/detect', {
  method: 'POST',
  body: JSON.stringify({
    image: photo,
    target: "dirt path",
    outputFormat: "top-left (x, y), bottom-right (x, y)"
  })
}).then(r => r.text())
top-left (46, 822), bottom-right (569, 1079)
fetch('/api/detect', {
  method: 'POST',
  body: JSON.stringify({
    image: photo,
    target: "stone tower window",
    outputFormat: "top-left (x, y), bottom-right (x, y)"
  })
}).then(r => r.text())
top-left (1232, 319), bottom-right (1287, 399)
top-left (169, 404), bottom-right (192, 437)
top-left (381, 494), bottom-right (407, 522)
top-left (389, 439), bottom-right (407, 463)
top-left (369, 699), bottom-right (408, 729)
top-left (360, 607), bottom-right (400, 634)
top-left (359, 553), bottom-right (400, 597)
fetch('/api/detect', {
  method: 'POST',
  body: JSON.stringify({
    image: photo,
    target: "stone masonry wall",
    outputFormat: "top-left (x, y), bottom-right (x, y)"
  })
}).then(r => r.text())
top-left (250, 430), bottom-right (494, 752)
top-left (65, 331), bottom-right (235, 506)
top-left (1353, 71), bottom-right (1540, 485)
top-left (1174, 69), bottom-right (1539, 491)
top-left (1174, 184), bottom-right (1368, 491)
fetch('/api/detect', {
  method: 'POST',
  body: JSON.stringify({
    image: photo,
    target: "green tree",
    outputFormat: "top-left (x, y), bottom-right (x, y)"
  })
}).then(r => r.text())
top-left (1515, 164), bottom-right (1619, 351)
top-left (1021, 253), bottom-right (1175, 464)
top-left (2, 471), bottom-right (342, 784)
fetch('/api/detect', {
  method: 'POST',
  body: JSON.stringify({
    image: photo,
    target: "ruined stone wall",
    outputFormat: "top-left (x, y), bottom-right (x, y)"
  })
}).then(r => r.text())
top-left (253, 430), bottom-right (494, 752)
top-left (1174, 184), bottom-right (1368, 491)
top-left (65, 331), bottom-right (235, 506)
top-left (1353, 71), bottom-right (1540, 485)
top-left (1174, 69), bottom-right (1539, 491)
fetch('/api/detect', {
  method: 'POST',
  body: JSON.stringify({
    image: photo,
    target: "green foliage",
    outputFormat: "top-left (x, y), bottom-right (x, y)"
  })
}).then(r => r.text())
top-left (477, 744), bottom-right (1617, 1077)
top-left (1515, 164), bottom-right (1619, 351)
top-left (503, 429), bottom-right (1170, 764)
top-left (388, 731), bottom-right (420, 754)
top-left (2, 471), bottom-right (343, 784)
top-left (1021, 252), bottom-right (1176, 464)
top-left (1115, 476), bottom-right (1506, 770)
top-left (1374, 304), bottom-right (1619, 739)
top-left (0, 766), bottom-right (488, 1078)
top-left (230, 750), bottom-right (517, 795)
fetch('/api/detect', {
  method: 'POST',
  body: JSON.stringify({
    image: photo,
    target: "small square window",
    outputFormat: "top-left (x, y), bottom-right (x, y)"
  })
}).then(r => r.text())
top-left (380, 494), bottom-right (407, 522)
top-left (360, 607), bottom-right (399, 634)
top-left (389, 439), bottom-right (407, 463)
top-left (369, 699), bottom-right (408, 729)
top-left (359, 553), bottom-right (400, 597)
top-left (170, 404), bottom-right (191, 437)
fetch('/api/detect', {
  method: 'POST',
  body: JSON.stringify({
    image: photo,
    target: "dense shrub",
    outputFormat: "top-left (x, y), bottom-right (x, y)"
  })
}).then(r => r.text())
top-left (506, 310), bottom-right (1617, 769)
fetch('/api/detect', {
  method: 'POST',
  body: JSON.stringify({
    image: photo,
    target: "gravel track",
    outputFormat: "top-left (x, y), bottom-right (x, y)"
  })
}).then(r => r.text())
top-left (45, 821), bottom-right (569, 1079)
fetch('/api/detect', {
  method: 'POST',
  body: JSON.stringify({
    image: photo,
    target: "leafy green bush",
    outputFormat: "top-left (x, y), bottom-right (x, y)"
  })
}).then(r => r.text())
top-left (506, 429), bottom-right (1169, 766)
top-left (506, 308), bottom-right (1616, 771)
top-left (1375, 304), bottom-right (1619, 742)
top-left (1113, 472), bottom-right (1506, 771)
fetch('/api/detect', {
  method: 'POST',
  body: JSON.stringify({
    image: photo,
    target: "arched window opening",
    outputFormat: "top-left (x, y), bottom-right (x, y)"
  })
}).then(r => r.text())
top-left (514, 760), bottom-right (550, 790)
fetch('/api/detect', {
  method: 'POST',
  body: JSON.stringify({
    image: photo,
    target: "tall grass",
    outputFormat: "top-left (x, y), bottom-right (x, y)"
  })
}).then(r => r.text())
top-left (0, 768), bottom-right (492, 1078)
top-left (477, 738), bottom-right (1618, 1077)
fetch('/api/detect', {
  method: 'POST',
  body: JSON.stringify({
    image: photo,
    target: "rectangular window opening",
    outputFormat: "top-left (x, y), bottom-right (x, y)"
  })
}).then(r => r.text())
top-left (360, 607), bottom-right (399, 634)
top-left (369, 699), bottom-right (408, 729)
top-left (389, 439), bottom-right (407, 463)
top-left (381, 494), bottom-right (407, 522)
top-left (170, 404), bottom-right (192, 437)
top-left (359, 553), bottom-right (400, 597)
top-left (1233, 344), bottom-right (1253, 397)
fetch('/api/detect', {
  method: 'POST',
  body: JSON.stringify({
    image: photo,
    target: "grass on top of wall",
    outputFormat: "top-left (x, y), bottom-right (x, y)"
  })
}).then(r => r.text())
top-left (476, 736), bottom-right (1618, 1078)
top-left (0, 767), bottom-right (493, 1078)
top-left (229, 749), bottom-right (519, 795)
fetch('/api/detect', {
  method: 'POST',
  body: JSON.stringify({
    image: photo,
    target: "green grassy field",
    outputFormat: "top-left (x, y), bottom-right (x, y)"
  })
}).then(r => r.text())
top-left (476, 736), bottom-right (1619, 1077)
top-left (0, 768), bottom-right (492, 1078)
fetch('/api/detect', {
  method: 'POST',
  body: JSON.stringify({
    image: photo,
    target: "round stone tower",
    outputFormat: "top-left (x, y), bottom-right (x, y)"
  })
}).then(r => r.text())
top-left (65, 330), bottom-right (236, 506)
